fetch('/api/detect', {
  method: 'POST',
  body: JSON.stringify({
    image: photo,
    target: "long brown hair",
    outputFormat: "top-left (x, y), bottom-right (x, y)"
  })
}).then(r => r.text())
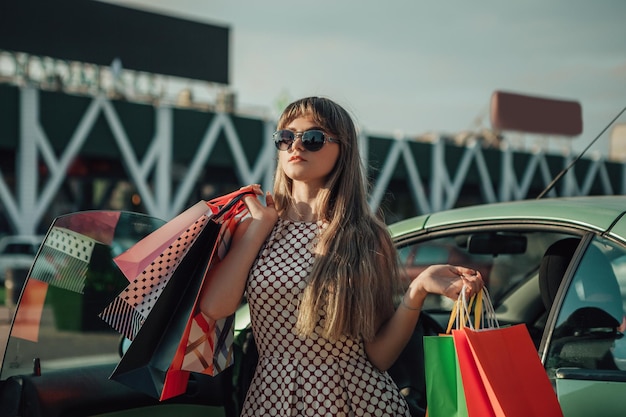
top-left (273, 97), bottom-right (401, 341)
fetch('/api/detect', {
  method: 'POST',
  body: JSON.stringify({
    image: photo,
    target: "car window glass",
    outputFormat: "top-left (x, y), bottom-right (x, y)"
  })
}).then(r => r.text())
top-left (0, 211), bottom-right (165, 380)
top-left (546, 237), bottom-right (626, 376)
top-left (397, 231), bottom-right (571, 312)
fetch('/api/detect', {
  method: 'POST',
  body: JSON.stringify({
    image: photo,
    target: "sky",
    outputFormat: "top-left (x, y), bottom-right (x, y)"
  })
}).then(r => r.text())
top-left (101, 0), bottom-right (626, 156)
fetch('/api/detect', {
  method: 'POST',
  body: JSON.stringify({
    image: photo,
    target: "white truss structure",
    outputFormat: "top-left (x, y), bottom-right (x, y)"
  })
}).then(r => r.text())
top-left (1, 87), bottom-right (623, 235)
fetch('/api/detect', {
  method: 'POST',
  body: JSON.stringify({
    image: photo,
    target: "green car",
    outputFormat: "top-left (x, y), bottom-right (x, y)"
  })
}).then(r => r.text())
top-left (390, 195), bottom-right (626, 417)
top-left (1, 196), bottom-right (625, 416)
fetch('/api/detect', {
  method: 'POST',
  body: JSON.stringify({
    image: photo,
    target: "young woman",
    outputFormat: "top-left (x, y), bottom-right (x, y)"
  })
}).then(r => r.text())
top-left (200, 96), bottom-right (483, 416)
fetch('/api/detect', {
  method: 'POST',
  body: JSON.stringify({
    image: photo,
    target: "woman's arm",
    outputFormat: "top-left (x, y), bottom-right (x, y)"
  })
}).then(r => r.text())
top-left (364, 265), bottom-right (482, 371)
top-left (199, 187), bottom-right (277, 320)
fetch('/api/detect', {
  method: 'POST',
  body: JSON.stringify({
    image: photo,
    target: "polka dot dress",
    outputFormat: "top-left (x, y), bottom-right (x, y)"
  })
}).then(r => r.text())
top-left (242, 218), bottom-right (410, 417)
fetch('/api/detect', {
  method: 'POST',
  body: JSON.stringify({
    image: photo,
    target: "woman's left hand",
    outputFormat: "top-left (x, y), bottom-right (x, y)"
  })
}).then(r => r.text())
top-left (405, 264), bottom-right (484, 308)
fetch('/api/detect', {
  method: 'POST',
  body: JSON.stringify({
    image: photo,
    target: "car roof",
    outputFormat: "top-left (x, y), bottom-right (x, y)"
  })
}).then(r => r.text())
top-left (389, 196), bottom-right (626, 239)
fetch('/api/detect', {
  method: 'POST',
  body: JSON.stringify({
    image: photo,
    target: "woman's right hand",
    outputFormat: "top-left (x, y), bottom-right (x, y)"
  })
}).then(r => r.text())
top-left (199, 185), bottom-right (277, 320)
top-left (241, 184), bottom-right (278, 236)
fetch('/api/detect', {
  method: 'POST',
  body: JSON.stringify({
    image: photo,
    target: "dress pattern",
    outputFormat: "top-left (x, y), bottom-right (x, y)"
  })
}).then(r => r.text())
top-left (242, 218), bottom-right (410, 417)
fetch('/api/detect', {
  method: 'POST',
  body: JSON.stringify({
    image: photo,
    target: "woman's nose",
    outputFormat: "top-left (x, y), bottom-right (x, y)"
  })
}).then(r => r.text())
top-left (291, 135), bottom-right (305, 151)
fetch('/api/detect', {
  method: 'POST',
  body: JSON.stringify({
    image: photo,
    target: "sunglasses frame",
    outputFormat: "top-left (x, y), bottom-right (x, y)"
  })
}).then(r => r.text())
top-left (272, 129), bottom-right (339, 152)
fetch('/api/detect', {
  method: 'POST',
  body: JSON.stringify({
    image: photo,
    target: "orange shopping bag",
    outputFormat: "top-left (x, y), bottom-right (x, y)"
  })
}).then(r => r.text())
top-left (460, 324), bottom-right (563, 417)
top-left (452, 287), bottom-right (563, 417)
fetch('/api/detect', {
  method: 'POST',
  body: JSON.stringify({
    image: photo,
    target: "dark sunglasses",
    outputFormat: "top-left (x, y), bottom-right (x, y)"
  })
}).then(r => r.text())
top-left (272, 129), bottom-right (339, 152)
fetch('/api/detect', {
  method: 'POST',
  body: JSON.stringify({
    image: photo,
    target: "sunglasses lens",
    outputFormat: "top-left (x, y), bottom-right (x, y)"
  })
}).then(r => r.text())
top-left (273, 130), bottom-right (294, 150)
top-left (301, 130), bottom-right (326, 151)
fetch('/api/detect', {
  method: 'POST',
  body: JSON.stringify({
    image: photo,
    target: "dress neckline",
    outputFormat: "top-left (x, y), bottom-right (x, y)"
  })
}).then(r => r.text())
top-left (279, 217), bottom-right (325, 228)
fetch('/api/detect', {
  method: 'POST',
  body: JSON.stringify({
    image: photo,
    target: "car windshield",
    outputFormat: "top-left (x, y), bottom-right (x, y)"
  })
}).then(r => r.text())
top-left (0, 211), bottom-right (165, 379)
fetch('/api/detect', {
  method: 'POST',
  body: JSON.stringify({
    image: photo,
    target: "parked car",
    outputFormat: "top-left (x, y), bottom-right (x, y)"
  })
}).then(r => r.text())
top-left (1, 196), bottom-right (626, 417)
top-left (388, 195), bottom-right (626, 417)
top-left (0, 235), bottom-right (44, 284)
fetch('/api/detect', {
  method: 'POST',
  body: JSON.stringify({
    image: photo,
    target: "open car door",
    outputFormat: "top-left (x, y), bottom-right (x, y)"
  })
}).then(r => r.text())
top-left (0, 211), bottom-right (233, 417)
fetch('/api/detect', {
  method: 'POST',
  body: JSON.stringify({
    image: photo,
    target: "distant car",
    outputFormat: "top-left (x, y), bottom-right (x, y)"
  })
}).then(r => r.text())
top-left (0, 235), bottom-right (44, 284)
top-left (2, 197), bottom-right (626, 417)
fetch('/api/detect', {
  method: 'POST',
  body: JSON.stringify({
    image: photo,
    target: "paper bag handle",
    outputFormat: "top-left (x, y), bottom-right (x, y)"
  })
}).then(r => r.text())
top-left (206, 185), bottom-right (256, 221)
top-left (445, 286), bottom-right (498, 334)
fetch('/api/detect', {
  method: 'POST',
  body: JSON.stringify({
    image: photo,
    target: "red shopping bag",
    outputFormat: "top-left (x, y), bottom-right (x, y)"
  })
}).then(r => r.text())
top-left (157, 211), bottom-right (241, 400)
top-left (179, 208), bottom-right (240, 375)
top-left (459, 324), bottom-right (563, 417)
top-left (451, 330), bottom-right (495, 417)
top-left (107, 187), bottom-right (254, 400)
top-left (442, 288), bottom-right (562, 417)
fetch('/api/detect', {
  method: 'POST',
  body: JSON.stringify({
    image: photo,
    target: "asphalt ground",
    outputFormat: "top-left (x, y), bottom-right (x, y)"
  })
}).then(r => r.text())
top-left (0, 306), bottom-right (13, 362)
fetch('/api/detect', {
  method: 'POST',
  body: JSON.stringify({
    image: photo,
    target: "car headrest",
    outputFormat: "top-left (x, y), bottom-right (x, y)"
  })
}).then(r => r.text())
top-left (539, 238), bottom-right (581, 310)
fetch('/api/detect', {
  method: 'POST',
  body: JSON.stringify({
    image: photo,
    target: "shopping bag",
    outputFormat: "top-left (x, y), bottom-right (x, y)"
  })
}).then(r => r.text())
top-left (460, 324), bottom-right (563, 417)
top-left (423, 335), bottom-right (468, 417)
top-left (424, 288), bottom-right (496, 417)
top-left (110, 217), bottom-right (221, 400)
top-left (107, 187), bottom-right (254, 400)
top-left (452, 330), bottom-right (495, 417)
top-left (179, 209), bottom-right (239, 375)
top-left (99, 201), bottom-right (214, 340)
top-left (423, 290), bottom-right (478, 417)
top-left (99, 210), bottom-right (212, 341)
top-left (448, 286), bottom-right (563, 417)
top-left (99, 186), bottom-right (254, 341)
top-left (113, 200), bottom-right (212, 281)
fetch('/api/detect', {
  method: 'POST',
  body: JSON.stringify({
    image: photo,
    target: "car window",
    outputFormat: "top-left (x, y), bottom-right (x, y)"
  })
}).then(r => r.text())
top-left (397, 230), bottom-right (573, 327)
top-left (398, 245), bottom-right (450, 265)
top-left (546, 237), bottom-right (626, 376)
top-left (0, 211), bottom-right (165, 379)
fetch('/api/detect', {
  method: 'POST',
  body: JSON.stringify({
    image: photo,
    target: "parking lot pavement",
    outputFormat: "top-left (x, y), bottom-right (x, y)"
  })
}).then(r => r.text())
top-left (0, 306), bottom-right (9, 322)
top-left (0, 306), bottom-right (11, 362)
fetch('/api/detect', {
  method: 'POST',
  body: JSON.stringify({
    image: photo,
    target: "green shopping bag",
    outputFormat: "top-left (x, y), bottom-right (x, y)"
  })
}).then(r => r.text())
top-left (423, 334), bottom-right (468, 417)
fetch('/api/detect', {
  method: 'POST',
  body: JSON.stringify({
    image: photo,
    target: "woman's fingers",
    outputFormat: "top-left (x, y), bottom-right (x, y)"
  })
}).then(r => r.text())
top-left (459, 267), bottom-right (483, 297)
top-left (240, 186), bottom-right (277, 226)
top-left (242, 183), bottom-right (263, 195)
top-left (438, 265), bottom-right (483, 299)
